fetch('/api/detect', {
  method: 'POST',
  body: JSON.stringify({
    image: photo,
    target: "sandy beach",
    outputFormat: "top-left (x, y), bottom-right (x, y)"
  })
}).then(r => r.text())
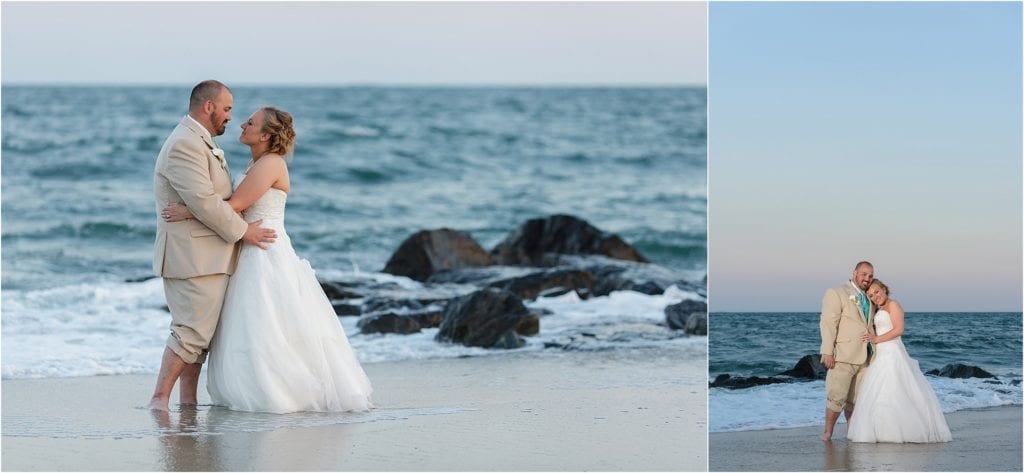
top-left (2, 344), bottom-right (706, 471)
top-left (709, 405), bottom-right (1022, 471)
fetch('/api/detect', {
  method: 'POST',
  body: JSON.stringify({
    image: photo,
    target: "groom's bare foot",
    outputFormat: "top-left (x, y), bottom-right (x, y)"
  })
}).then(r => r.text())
top-left (823, 408), bottom-right (841, 442)
top-left (178, 361), bottom-right (201, 406)
top-left (149, 396), bottom-right (170, 411)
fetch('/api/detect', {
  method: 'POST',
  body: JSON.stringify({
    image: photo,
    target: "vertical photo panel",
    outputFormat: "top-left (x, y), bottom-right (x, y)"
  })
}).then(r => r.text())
top-left (708, 2), bottom-right (1022, 471)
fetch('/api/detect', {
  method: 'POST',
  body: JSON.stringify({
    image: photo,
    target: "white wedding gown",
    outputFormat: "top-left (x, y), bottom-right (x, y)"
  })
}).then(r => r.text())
top-left (846, 309), bottom-right (951, 443)
top-left (206, 174), bottom-right (373, 414)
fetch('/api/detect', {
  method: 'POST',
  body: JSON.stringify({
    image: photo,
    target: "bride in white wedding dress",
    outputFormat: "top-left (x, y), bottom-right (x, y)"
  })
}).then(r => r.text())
top-left (846, 279), bottom-right (950, 443)
top-left (163, 107), bottom-right (372, 414)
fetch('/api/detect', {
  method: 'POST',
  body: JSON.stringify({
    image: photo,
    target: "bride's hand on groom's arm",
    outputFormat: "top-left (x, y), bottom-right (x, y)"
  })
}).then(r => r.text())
top-left (161, 202), bottom-right (193, 222)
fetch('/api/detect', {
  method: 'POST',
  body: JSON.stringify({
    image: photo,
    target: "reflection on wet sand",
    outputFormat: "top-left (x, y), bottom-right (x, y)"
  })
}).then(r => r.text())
top-left (820, 434), bottom-right (950, 472)
top-left (152, 406), bottom-right (355, 471)
top-left (847, 439), bottom-right (946, 471)
top-left (153, 407), bottom-right (218, 471)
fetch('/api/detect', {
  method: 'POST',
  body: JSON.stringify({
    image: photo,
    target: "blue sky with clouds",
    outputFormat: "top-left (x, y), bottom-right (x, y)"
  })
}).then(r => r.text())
top-left (709, 1), bottom-right (1022, 311)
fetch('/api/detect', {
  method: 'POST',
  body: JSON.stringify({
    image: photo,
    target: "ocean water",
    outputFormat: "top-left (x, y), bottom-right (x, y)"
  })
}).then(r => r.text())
top-left (709, 312), bottom-right (1023, 432)
top-left (1, 85), bottom-right (707, 379)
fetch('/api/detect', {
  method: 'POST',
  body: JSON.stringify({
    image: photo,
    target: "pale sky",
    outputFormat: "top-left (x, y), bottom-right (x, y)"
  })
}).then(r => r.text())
top-left (1, 1), bottom-right (707, 85)
top-left (709, 2), bottom-right (1022, 312)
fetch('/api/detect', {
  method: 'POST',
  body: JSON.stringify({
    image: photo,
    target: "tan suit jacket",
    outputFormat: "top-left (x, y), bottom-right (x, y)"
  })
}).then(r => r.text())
top-left (153, 116), bottom-right (248, 279)
top-left (820, 282), bottom-right (875, 365)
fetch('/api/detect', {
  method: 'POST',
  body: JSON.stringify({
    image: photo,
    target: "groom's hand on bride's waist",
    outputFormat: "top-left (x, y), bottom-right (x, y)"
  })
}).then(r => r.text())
top-left (243, 219), bottom-right (276, 249)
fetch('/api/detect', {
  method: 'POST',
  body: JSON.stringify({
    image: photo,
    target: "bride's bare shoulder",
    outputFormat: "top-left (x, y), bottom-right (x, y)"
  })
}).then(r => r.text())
top-left (255, 153), bottom-right (287, 166)
top-left (251, 154), bottom-right (288, 174)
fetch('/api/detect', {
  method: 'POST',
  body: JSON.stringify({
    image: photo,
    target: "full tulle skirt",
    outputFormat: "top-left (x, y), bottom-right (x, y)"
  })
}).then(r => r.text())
top-left (847, 338), bottom-right (951, 443)
top-left (206, 223), bottom-right (373, 414)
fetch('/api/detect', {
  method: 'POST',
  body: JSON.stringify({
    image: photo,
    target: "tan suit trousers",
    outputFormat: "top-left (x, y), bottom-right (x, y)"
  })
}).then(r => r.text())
top-left (825, 359), bottom-right (870, 413)
top-left (163, 274), bottom-right (230, 364)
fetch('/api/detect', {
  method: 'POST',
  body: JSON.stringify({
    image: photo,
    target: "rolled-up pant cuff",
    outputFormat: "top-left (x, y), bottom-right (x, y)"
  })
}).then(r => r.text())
top-left (167, 333), bottom-right (207, 364)
top-left (826, 400), bottom-right (848, 413)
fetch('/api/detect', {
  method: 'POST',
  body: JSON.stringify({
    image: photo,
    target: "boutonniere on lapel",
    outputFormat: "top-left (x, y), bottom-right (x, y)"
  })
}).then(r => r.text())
top-left (211, 147), bottom-right (228, 171)
top-left (848, 295), bottom-right (857, 304)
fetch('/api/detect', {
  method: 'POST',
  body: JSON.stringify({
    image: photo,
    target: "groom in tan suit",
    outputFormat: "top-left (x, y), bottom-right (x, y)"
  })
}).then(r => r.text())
top-left (149, 80), bottom-right (276, 411)
top-left (819, 260), bottom-right (875, 441)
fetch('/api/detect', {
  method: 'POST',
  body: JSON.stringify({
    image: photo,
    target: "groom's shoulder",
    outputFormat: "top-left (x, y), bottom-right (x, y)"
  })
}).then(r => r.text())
top-left (167, 121), bottom-right (196, 140)
top-left (825, 284), bottom-right (849, 296)
top-left (163, 124), bottom-right (203, 151)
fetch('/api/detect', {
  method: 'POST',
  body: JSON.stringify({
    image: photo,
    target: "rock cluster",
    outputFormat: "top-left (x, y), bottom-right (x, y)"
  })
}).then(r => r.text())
top-left (321, 214), bottom-right (706, 350)
top-left (711, 356), bottom-right (1000, 389)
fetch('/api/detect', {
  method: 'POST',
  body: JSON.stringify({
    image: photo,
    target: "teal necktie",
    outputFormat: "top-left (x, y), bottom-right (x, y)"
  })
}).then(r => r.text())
top-left (859, 291), bottom-right (873, 355)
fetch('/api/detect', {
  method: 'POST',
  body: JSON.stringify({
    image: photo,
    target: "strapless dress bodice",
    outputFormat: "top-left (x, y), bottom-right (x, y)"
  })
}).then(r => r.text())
top-left (235, 173), bottom-right (287, 225)
top-left (874, 309), bottom-right (894, 336)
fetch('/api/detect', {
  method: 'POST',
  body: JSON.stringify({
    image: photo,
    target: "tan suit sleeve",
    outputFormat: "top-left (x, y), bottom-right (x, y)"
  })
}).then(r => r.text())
top-left (819, 288), bottom-right (842, 356)
top-left (164, 139), bottom-right (248, 243)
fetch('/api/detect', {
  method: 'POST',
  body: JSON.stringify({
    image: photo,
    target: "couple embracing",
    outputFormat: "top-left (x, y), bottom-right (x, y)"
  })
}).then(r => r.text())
top-left (148, 80), bottom-right (372, 414)
top-left (820, 261), bottom-right (952, 443)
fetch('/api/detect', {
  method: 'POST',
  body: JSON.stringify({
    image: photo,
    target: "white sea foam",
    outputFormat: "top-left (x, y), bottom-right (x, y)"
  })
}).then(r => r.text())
top-left (1, 278), bottom-right (170, 379)
top-left (1, 276), bottom-right (704, 379)
top-left (709, 377), bottom-right (1022, 433)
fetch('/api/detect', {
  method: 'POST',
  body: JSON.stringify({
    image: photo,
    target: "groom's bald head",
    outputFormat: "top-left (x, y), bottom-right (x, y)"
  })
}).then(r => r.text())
top-left (189, 80), bottom-right (231, 112)
top-left (188, 80), bottom-right (233, 136)
top-left (852, 261), bottom-right (874, 290)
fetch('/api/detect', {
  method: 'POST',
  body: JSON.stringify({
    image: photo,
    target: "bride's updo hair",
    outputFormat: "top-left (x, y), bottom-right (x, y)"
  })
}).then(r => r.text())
top-left (869, 279), bottom-right (890, 295)
top-left (260, 106), bottom-right (296, 157)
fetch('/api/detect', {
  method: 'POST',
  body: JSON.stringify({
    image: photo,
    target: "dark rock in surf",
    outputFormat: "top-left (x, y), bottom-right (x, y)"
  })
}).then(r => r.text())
top-left (435, 288), bottom-right (531, 349)
top-left (429, 266), bottom-right (593, 301)
top-left (514, 315), bottom-right (540, 336)
top-left (491, 214), bottom-right (648, 266)
top-left (361, 297), bottom-right (448, 315)
top-left (685, 312), bottom-right (708, 336)
top-left (709, 374), bottom-right (792, 389)
top-left (926, 363), bottom-right (996, 379)
top-left (710, 355), bottom-right (826, 390)
top-left (332, 302), bottom-right (362, 317)
top-left (320, 281), bottom-right (364, 300)
top-left (665, 299), bottom-right (708, 334)
top-left (546, 254), bottom-right (703, 297)
top-left (780, 355), bottom-right (827, 380)
top-left (358, 309), bottom-right (445, 335)
top-left (383, 228), bottom-right (494, 282)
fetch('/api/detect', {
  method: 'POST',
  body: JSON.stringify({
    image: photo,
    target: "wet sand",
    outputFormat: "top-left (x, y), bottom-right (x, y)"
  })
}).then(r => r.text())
top-left (2, 345), bottom-right (706, 471)
top-left (709, 405), bottom-right (1022, 471)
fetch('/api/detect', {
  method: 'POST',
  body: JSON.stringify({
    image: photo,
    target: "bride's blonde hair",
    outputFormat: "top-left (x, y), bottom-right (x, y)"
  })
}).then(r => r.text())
top-left (260, 106), bottom-right (296, 157)
top-left (869, 279), bottom-right (890, 295)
